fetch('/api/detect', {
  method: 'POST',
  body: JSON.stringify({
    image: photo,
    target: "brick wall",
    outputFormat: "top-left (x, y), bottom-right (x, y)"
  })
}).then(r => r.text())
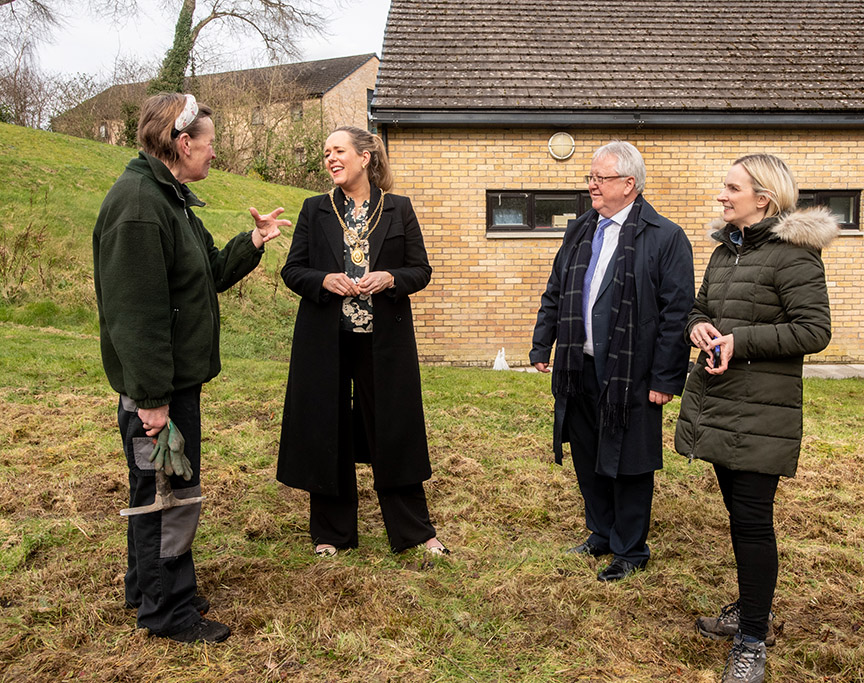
top-left (384, 127), bottom-right (864, 365)
top-left (322, 57), bottom-right (379, 131)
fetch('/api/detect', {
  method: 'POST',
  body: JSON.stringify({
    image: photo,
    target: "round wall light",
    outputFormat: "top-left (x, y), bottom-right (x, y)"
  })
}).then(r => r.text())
top-left (548, 132), bottom-right (575, 161)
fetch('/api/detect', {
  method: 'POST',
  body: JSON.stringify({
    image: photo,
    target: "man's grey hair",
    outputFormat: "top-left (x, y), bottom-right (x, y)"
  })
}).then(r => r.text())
top-left (593, 140), bottom-right (646, 194)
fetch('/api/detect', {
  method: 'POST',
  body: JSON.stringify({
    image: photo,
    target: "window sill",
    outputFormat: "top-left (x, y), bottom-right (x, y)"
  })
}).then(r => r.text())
top-left (838, 229), bottom-right (863, 236)
top-left (486, 231), bottom-right (565, 239)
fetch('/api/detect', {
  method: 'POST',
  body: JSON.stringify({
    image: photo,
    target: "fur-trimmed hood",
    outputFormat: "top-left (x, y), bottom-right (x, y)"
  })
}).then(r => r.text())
top-left (709, 206), bottom-right (840, 251)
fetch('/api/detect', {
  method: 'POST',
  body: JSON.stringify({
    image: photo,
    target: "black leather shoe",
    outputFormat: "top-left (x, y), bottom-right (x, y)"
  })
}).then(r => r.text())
top-left (597, 557), bottom-right (648, 582)
top-left (158, 617), bottom-right (231, 644)
top-left (566, 540), bottom-right (610, 557)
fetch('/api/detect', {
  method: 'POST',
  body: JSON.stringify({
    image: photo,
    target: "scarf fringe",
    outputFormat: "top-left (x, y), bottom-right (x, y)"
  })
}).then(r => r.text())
top-left (553, 367), bottom-right (584, 398)
top-left (601, 394), bottom-right (631, 433)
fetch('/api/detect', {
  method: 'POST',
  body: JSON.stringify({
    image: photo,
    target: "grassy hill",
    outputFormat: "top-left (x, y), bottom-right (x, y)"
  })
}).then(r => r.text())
top-left (0, 122), bottom-right (313, 358)
top-left (0, 125), bottom-right (863, 681)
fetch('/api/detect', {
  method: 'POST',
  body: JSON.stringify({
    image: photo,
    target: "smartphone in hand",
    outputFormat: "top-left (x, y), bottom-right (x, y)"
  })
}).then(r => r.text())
top-left (712, 345), bottom-right (722, 368)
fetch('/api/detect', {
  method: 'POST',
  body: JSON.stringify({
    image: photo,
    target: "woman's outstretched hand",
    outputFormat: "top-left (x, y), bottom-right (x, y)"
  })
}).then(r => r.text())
top-left (250, 206), bottom-right (291, 247)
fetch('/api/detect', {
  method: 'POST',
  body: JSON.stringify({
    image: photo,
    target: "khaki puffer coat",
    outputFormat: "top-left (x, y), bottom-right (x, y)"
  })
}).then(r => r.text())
top-left (675, 207), bottom-right (838, 477)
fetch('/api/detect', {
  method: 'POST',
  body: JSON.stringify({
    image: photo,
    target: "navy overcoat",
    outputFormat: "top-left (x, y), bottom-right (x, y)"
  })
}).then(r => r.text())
top-left (530, 197), bottom-right (694, 477)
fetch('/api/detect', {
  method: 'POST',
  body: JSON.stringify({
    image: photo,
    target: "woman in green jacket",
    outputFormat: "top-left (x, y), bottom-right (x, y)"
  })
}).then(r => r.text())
top-left (675, 154), bottom-right (838, 683)
top-left (94, 92), bottom-right (289, 644)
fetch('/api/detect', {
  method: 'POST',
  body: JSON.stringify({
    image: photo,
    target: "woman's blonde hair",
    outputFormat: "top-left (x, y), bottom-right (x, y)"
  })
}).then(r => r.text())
top-left (137, 92), bottom-right (213, 165)
top-left (733, 154), bottom-right (798, 217)
top-left (330, 125), bottom-right (394, 192)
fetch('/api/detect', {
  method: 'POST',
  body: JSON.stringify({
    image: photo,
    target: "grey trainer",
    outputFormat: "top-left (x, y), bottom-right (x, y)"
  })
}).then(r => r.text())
top-left (697, 600), bottom-right (776, 647)
top-left (721, 633), bottom-right (766, 683)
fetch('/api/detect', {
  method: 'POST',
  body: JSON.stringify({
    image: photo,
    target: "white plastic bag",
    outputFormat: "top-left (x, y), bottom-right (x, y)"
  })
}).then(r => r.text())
top-left (493, 348), bottom-right (509, 371)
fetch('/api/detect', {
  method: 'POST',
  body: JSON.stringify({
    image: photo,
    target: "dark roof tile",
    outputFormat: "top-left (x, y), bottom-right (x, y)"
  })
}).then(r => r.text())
top-left (374, 0), bottom-right (864, 111)
top-left (64, 54), bottom-right (377, 119)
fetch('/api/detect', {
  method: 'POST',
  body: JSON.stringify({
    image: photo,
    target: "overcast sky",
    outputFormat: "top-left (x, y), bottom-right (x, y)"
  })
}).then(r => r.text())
top-left (37, 0), bottom-right (391, 78)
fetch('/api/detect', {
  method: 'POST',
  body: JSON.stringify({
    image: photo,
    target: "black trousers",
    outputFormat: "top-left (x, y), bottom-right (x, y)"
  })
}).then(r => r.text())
top-left (564, 356), bottom-right (654, 564)
top-left (118, 385), bottom-right (203, 636)
top-left (310, 332), bottom-right (436, 553)
top-left (714, 464), bottom-right (780, 641)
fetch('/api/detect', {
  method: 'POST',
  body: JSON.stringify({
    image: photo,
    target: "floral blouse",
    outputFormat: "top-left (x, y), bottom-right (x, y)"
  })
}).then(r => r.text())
top-left (340, 196), bottom-right (373, 333)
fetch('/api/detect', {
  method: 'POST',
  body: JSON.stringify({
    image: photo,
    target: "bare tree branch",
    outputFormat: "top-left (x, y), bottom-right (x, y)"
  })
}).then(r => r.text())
top-left (0, 0), bottom-right (142, 127)
top-left (1, 0), bottom-right (138, 54)
top-left (153, 0), bottom-right (326, 89)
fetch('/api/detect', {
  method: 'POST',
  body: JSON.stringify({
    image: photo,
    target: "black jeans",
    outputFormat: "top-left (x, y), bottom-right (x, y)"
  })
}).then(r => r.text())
top-left (714, 464), bottom-right (780, 641)
top-left (310, 332), bottom-right (436, 553)
top-left (119, 386), bottom-right (203, 636)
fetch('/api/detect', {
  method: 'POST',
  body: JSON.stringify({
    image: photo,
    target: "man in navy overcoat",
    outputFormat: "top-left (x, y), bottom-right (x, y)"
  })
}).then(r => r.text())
top-left (531, 141), bottom-right (694, 581)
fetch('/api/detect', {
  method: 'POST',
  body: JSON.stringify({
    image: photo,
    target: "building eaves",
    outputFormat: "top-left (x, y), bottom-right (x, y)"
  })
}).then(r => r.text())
top-left (371, 107), bottom-right (864, 128)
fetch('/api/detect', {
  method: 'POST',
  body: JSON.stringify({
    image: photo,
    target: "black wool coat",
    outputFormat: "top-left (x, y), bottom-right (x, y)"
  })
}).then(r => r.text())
top-left (276, 187), bottom-right (433, 495)
top-left (530, 198), bottom-right (694, 477)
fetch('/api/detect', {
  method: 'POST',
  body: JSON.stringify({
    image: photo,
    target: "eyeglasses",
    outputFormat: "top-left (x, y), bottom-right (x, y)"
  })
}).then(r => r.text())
top-left (584, 174), bottom-right (627, 185)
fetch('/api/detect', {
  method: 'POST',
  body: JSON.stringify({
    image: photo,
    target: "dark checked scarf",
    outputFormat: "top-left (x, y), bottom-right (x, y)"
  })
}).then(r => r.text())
top-left (552, 195), bottom-right (641, 432)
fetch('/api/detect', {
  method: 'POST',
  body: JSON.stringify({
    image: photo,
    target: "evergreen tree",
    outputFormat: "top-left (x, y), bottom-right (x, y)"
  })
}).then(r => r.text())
top-left (147, 0), bottom-right (194, 94)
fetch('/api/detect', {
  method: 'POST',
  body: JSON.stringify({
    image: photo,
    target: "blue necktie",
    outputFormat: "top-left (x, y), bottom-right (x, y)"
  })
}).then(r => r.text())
top-left (583, 217), bottom-right (614, 327)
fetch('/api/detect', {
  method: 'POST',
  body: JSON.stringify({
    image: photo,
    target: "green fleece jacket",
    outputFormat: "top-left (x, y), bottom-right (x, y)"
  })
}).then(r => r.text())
top-left (93, 152), bottom-right (263, 408)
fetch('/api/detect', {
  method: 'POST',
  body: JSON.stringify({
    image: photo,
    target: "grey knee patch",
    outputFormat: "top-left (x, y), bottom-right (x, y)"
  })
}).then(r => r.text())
top-left (160, 485), bottom-right (202, 558)
top-left (132, 437), bottom-right (156, 470)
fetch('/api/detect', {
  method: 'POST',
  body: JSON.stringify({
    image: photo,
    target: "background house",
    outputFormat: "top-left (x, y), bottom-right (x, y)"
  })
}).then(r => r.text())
top-left (372, 0), bottom-right (864, 365)
top-left (54, 54), bottom-right (379, 184)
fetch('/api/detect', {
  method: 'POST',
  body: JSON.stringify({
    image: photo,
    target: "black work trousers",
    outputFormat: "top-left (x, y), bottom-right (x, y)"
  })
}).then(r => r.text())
top-left (714, 463), bottom-right (780, 642)
top-left (564, 355), bottom-right (654, 564)
top-left (310, 332), bottom-right (436, 553)
top-left (118, 385), bottom-right (203, 636)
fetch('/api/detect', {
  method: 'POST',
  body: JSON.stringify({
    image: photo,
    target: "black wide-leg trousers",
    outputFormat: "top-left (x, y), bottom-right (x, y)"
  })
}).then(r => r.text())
top-left (310, 332), bottom-right (436, 553)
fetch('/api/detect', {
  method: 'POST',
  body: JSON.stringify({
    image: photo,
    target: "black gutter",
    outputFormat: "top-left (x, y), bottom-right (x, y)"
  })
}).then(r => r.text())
top-left (371, 109), bottom-right (864, 129)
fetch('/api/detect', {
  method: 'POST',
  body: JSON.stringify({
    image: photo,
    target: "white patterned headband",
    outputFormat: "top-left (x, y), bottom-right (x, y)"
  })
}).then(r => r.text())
top-left (173, 94), bottom-right (199, 135)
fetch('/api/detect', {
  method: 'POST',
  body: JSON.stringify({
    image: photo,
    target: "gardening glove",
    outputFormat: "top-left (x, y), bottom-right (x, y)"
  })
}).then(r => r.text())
top-left (148, 425), bottom-right (170, 472)
top-left (164, 420), bottom-right (193, 481)
top-left (148, 420), bottom-right (194, 481)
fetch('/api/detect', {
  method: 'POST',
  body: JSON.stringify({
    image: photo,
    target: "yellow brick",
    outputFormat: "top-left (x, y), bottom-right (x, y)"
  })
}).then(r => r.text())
top-left (386, 128), bottom-right (864, 365)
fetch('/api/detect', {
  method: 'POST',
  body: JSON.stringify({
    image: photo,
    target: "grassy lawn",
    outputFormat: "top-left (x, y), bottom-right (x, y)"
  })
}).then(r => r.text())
top-left (0, 122), bottom-right (862, 681)
top-left (0, 323), bottom-right (862, 682)
top-left (0, 122), bottom-right (310, 354)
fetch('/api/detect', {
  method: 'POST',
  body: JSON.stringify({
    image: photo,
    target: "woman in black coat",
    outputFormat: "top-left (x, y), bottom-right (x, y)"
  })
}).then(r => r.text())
top-left (277, 126), bottom-right (448, 557)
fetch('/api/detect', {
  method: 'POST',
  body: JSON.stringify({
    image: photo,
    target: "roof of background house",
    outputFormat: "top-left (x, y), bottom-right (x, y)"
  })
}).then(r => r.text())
top-left (373, 0), bottom-right (864, 116)
top-left (216, 53), bottom-right (378, 98)
top-left (59, 54), bottom-right (378, 120)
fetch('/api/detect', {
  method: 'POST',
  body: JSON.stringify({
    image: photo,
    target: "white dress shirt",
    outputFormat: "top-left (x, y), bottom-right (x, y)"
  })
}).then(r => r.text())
top-left (584, 202), bottom-right (634, 356)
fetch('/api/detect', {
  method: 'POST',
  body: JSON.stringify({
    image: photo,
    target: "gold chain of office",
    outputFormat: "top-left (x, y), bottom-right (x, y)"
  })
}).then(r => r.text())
top-left (329, 189), bottom-right (387, 265)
